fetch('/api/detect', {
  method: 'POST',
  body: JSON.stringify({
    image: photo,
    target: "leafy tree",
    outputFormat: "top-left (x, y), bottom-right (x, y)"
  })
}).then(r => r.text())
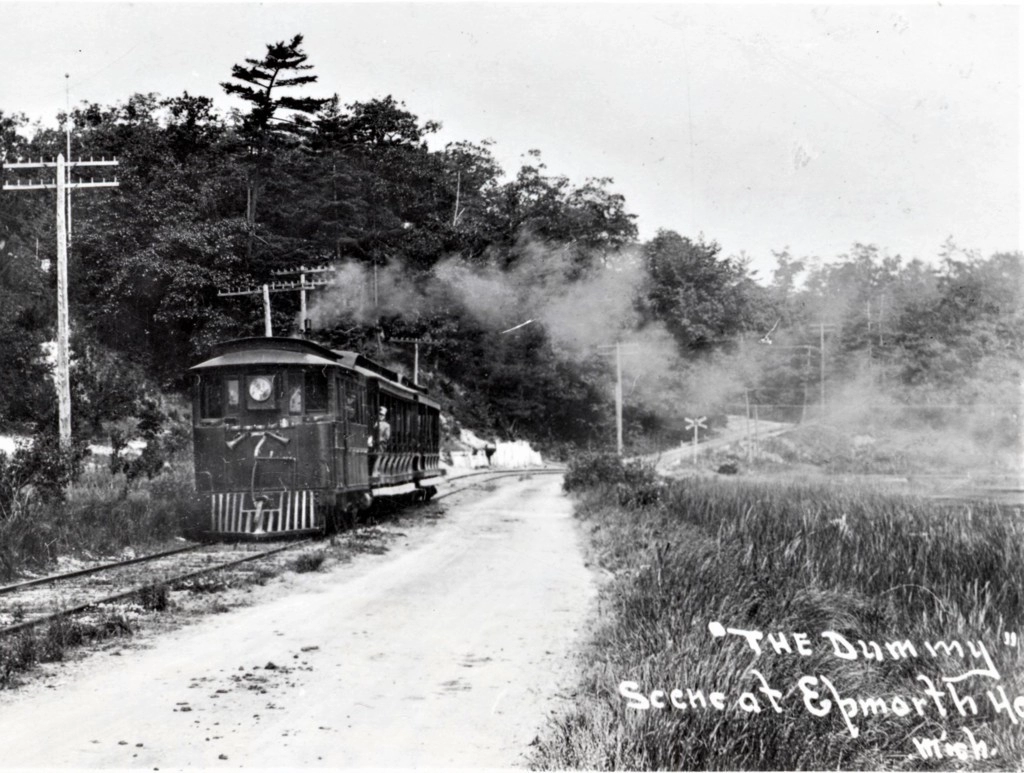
top-left (0, 261), bottom-right (51, 428)
top-left (639, 230), bottom-right (768, 352)
top-left (333, 97), bottom-right (450, 271)
top-left (58, 93), bottom-right (252, 384)
top-left (0, 111), bottom-right (58, 429)
top-left (340, 95), bottom-right (440, 148)
top-left (467, 150), bottom-right (637, 275)
top-left (894, 251), bottom-right (1024, 392)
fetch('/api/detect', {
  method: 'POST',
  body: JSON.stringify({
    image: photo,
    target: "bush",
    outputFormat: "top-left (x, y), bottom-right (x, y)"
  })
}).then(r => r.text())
top-left (0, 431), bottom-right (87, 512)
top-left (564, 453), bottom-right (655, 492)
top-left (293, 550), bottom-right (326, 573)
top-left (137, 581), bottom-right (170, 611)
top-left (0, 428), bottom-right (201, 580)
top-left (0, 432), bottom-right (88, 576)
top-left (108, 396), bottom-right (193, 495)
top-left (564, 453), bottom-right (663, 508)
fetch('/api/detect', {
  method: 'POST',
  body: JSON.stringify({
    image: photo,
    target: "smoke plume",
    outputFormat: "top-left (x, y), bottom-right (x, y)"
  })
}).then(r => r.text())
top-left (306, 240), bottom-right (685, 414)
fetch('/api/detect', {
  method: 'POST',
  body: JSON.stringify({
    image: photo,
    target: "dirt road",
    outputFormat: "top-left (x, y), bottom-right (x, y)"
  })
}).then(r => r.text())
top-left (649, 415), bottom-right (796, 474)
top-left (0, 474), bottom-right (596, 768)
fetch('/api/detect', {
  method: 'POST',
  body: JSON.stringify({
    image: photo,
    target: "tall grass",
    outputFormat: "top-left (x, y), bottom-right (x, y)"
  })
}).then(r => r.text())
top-left (536, 456), bottom-right (1024, 770)
top-left (0, 457), bottom-right (204, 580)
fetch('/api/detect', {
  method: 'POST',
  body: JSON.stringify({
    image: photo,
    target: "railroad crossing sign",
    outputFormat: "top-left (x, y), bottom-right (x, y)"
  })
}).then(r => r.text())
top-left (685, 416), bottom-right (707, 466)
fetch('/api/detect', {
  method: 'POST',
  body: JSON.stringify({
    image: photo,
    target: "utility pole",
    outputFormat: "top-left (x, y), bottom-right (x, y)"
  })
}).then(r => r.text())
top-left (866, 298), bottom-right (872, 362)
top-left (218, 267), bottom-right (331, 337)
top-left (3, 153), bottom-right (119, 447)
top-left (803, 345), bottom-right (811, 424)
top-left (597, 342), bottom-right (639, 455)
top-left (262, 285), bottom-right (271, 336)
top-left (389, 337), bottom-right (446, 386)
top-left (819, 321), bottom-right (826, 415)
top-left (270, 265), bottom-right (333, 331)
top-left (65, 75), bottom-right (75, 259)
top-left (744, 389), bottom-right (752, 462)
top-left (814, 322), bottom-right (837, 418)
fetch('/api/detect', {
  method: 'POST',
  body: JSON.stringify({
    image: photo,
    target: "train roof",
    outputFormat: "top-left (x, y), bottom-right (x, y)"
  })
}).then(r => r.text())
top-left (190, 337), bottom-right (337, 370)
top-left (190, 337), bottom-right (436, 405)
top-left (190, 349), bottom-right (339, 370)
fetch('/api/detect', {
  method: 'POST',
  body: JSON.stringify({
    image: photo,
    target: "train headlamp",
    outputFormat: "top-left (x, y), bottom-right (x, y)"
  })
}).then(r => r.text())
top-left (248, 376), bottom-right (273, 402)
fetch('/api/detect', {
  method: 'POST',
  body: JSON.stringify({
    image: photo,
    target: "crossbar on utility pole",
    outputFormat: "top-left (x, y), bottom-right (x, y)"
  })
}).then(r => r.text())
top-left (389, 337), bottom-right (447, 386)
top-left (3, 153), bottom-right (119, 448)
top-left (270, 265), bottom-right (334, 331)
top-left (218, 275), bottom-right (331, 337)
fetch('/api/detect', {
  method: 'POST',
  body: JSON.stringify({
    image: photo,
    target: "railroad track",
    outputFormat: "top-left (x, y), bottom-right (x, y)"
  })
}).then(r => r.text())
top-left (0, 467), bottom-right (565, 638)
top-left (437, 466), bottom-right (565, 500)
top-left (0, 541), bottom-right (312, 637)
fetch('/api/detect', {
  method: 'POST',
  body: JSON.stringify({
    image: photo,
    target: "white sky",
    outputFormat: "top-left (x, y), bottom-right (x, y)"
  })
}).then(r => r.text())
top-left (1, 2), bottom-right (1019, 279)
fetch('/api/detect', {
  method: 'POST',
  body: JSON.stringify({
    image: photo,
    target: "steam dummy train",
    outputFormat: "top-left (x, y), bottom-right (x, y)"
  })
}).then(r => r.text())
top-left (191, 337), bottom-right (444, 537)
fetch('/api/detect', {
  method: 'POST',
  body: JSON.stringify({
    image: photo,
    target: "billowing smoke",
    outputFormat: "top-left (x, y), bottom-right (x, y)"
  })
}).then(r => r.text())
top-left (307, 240), bottom-right (1022, 475)
top-left (306, 240), bottom-right (685, 412)
top-left (308, 242), bottom-right (651, 349)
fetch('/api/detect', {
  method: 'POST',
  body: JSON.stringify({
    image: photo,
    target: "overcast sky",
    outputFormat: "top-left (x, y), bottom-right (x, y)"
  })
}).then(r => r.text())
top-left (1, 2), bottom-right (1019, 279)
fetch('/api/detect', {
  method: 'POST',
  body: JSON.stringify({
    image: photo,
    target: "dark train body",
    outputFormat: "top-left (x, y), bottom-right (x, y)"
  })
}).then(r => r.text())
top-left (190, 337), bottom-right (444, 538)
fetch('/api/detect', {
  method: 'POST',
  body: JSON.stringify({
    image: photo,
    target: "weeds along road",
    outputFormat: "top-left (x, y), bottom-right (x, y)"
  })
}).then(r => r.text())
top-left (0, 474), bottom-right (596, 768)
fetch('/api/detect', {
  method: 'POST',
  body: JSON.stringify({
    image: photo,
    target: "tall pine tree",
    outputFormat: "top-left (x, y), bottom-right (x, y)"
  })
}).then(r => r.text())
top-left (221, 34), bottom-right (328, 261)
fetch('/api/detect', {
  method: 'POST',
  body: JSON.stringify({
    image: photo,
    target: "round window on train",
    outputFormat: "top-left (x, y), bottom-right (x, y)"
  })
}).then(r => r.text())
top-left (248, 376), bottom-right (273, 402)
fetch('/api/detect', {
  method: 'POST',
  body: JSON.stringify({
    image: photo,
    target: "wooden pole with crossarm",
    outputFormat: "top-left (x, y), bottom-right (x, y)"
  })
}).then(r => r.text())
top-left (3, 154), bottom-right (119, 447)
top-left (218, 266), bottom-right (333, 337)
top-left (389, 337), bottom-right (448, 386)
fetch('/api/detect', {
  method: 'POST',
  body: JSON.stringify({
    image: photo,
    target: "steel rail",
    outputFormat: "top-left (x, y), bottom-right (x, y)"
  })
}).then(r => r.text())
top-left (0, 539), bottom-right (314, 637)
top-left (0, 544), bottom-right (205, 597)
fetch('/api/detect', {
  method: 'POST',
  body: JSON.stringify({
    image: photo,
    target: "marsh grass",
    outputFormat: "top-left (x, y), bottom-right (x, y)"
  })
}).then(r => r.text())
top-left (536, 455), bottom-right (1024, 770)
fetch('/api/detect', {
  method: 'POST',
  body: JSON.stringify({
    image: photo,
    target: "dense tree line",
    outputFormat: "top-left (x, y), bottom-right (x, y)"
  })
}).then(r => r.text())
top-left (0, 35), bottom-right (1019, 450)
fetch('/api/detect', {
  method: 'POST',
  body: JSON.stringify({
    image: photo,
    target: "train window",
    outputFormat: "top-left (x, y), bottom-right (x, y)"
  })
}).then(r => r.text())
top-left (341, 376), bottom-right (364, 423)
top-left (201, 378), bottom-right (224, 418)
top-left (305, 368), bottom-right (329, 412)
top-left (225, 379), bottom-right (240, 413)
top-left (338, 380), bottom-right (352, 422)
top-left (288, 383), bottom-right (303, 415)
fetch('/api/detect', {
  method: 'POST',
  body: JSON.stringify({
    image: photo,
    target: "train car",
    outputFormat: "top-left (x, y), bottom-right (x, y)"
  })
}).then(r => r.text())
top-left (190, 337), bottom-right (444, 538)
